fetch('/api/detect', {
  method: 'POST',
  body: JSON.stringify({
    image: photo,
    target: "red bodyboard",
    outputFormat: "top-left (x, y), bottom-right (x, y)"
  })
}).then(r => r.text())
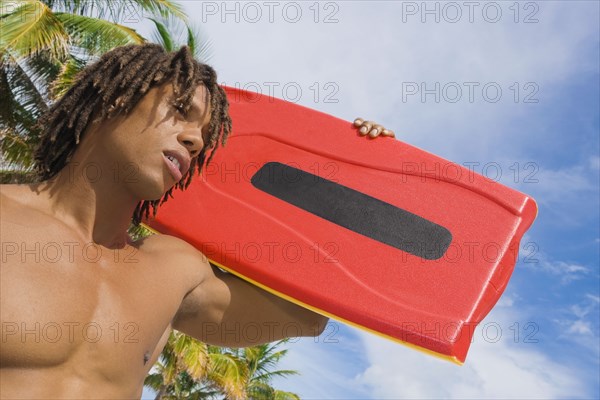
top-left (147, 87), bottom-right (537, 364)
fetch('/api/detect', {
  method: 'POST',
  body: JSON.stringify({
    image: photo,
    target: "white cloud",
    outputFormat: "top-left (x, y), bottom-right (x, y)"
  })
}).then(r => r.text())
top-left (566, 320), bottom-right (593, 335)
top-left (356, 306), bottom-right (590, 399)
top-left (496, 292), bottom-right (519, 308)
top-left (518, 234), bottom-right (595, 283)
top-left (552, 294), bottom-right (600, 364)
top-left (557, 294), bottom-right (600, 338)
top-left (540, 260), bottom-right (590, 284)
top-left (522, 162), bottom-right (599, 209)
top-left (589, 156), bottom-right (600, 171)
top-left (272, 324), bottom-right (372, 399)
top-left (522, 253), bottom-right (592, 285)
top-left (586, 294), bottom-right (600, 304)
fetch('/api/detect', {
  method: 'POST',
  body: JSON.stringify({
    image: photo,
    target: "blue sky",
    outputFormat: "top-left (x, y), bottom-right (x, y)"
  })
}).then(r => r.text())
top-left (142, 1), bottom-right (599, 398)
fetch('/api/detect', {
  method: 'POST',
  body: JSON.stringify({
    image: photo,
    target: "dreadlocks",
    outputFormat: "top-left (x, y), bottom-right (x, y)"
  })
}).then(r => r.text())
top-left (33, 43), bottom-right (232, 225)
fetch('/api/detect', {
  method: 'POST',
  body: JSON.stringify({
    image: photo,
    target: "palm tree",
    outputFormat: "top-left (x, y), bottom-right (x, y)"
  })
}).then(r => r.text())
top-left (143, 331), bottom-right (238, 399)
top-left (143, 331), bottom-right (249, 400)
top-left (237, 340), bottom-right (301, 400)
top-left (0, 0), bottom-right (187, 173)
top-left (144, 335), bottom-right (301, 400)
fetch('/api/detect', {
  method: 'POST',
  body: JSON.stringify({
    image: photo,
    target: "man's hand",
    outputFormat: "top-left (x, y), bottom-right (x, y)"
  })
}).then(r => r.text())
top-left (353, 118), bottom-right (395, 138)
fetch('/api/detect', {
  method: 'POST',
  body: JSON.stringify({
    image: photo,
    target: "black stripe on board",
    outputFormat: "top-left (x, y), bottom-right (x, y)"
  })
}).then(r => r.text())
top-left (250, 162), bottom-right (452, 260)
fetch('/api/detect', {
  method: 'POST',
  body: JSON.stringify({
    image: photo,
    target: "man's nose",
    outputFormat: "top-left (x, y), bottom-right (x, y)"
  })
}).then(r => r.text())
top-left (177, 130), bottom-right (204, 156)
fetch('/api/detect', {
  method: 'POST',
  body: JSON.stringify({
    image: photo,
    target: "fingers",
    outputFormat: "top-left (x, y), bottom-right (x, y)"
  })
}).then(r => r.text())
top-left (353, 118), bottom-right (364, 127)
top-left (354, 118), bottom-right (374, 136)
top-left (361, 122), bottom-right (374, 136)
top-left (354, 118), bottom-right (369, 135)
top-left (368, 124), bottom-right (385, 138)
top-left (381, 129), bottom-right (395, 138)
top-left (354, 118), bottom-right (393, 138)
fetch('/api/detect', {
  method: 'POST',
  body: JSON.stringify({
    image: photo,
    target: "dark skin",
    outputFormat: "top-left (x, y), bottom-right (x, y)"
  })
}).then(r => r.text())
top-left (0, 82), bottom-right (393, 399)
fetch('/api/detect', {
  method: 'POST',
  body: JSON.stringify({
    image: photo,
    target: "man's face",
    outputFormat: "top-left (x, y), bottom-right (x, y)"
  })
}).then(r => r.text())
top-left (87, 83), bottom-right (212, 200)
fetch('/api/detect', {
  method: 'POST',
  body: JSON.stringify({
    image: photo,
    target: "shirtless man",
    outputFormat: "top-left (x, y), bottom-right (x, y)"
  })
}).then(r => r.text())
top-left (0, 44), bottom-right (394, 398)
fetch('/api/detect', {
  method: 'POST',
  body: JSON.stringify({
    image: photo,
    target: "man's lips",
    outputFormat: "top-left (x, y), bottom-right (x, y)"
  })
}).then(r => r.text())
top-left (163, 150), bottom-right (190, 182)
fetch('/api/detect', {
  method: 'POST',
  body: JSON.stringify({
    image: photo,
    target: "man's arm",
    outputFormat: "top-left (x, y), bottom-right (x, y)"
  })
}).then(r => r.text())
top-left (172, 248), bottom-right (327, 347)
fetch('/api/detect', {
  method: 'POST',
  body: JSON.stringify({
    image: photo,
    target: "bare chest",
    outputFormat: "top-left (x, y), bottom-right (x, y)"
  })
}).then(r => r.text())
top-left (0, 220), bottom-right (181, 384)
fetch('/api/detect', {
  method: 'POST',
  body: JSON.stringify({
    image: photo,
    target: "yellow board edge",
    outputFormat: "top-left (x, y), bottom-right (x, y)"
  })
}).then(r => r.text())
top-left (141, 223), bottom-right (160, 234)
top-left (140, 223), bottom-right (464, 365)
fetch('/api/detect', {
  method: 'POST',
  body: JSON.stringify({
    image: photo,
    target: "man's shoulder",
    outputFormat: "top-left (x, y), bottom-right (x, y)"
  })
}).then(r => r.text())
top-left (137, 232), bottom-right (210, 265)
top-left (1, 183), bottom-right (31, 205)
top-left (138, 233), bottom-right (213, 292)
top-left (0, 183), bottom-right (48, 220)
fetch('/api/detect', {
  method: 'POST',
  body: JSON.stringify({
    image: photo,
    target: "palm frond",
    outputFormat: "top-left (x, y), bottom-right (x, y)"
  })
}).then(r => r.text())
top-left (0, 168), bottom-right (36, 184)
top-left (20, 49), bottom-right (62, 98)
top-left (55, 12), bottom-right (145, 55)
top-left (149, 17), bottom-right (174, 52)
top-left (128, 223), bottom-right (155, 241)
top-left (253, 369), bottom-right (299, 383)
top-left (249, 340), bottom-right (296, 383)
top-left (44, 0), bottom-right (185, 22)
top-left (134, 0), bottom-right (187, 21)
top-left (0, 52), bottom-right (49, 169)
top-left (147, 16), bottom-right (212, 62)
top-left (0, 0), bottom-right (69, 59)
top-left (187, 22), bottom-right (213, 62)
top-left (49, 55), bottom-right (85, 99)
top-left (0, 128), bottom-right (38, 169)
top-left (1, 52), bottom-right (51, 113)
top-left (273, 390), bottom-right (301, 400)
top-left (207, 351), bottom-right (249, 400)
top-left (171, 331), bottom-right (209, 380)
top-left (247, 381), bottom-right (275, 399)
top-left (143, 372), bottom-right (164, 391)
